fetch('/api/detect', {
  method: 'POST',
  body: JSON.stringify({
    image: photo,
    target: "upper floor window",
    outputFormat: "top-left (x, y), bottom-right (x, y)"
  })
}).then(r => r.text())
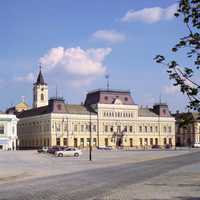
top-left (139, 126), bottom-right (142, 132)
top-left (150, 126), bottom-right (153, 132)
top-left (163, 126), bottom-right (167, 133)
top-left (105, 125), bottom-right (108, 132)
top-left (145, 126), bottom-right (148, 132)
top-left (168, 126), bottom-right (172, 133)
top-left (0, 125), bottom-right (4, 134)
top-left (129, 126), bottom-right (133, 132)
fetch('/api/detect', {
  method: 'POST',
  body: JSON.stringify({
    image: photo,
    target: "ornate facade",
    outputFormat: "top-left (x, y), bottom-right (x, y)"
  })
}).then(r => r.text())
top-left (17, 70), bottom-right (176, 149)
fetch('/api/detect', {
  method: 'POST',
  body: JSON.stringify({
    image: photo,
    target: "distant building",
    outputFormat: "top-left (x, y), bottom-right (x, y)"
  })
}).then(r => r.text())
top-left (174, 112), bottom-right (200, 146)
top-left (6, 101), bottom-right (30, 115)
top-left (17, 69), bottom-right (176, 149)
top-left (0, 112), bottom-right (18, 150)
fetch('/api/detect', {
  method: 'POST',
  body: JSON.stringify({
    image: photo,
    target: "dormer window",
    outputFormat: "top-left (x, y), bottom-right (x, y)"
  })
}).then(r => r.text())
top-left (104, 96), bottom-right (108, 100)
top-left (124, 97), bottom-right (128, 101)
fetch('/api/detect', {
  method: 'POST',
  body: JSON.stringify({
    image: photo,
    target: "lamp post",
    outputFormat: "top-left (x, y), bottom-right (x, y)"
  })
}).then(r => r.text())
top-left (89, 111), bottom-right (92, 161)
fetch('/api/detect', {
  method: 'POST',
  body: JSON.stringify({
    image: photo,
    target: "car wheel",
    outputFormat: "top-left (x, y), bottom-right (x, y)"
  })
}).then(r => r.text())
top-left (58, 153), bottom-right (63, 157)
top-left (74, 153), bottom-right (79, 157)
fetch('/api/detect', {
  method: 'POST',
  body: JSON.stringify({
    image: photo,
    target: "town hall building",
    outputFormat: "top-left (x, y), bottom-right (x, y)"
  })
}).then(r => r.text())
top-left (17, 69), bottom-right (176, 149)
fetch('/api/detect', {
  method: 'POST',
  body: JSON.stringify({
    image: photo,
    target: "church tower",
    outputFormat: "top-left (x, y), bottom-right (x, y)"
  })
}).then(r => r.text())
top-left (33, 67), bottom-right (48, 108)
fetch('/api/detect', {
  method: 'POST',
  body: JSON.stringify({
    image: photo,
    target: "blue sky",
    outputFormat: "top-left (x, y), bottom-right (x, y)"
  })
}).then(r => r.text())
top-left (0, 0), bottom-right (189, 112)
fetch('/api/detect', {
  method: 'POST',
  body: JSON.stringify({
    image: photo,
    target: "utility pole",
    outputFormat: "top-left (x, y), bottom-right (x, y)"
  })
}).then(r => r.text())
top-left (89, 111), bottom-right (92, 161)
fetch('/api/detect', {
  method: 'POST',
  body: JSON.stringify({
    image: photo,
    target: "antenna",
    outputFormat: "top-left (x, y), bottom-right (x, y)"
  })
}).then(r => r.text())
top-left (159, 94), bottom-right (162, 104)
top-left (105, 74), bottom-right (110, 90)
top-left (56, 85), bottom-right (58, 98)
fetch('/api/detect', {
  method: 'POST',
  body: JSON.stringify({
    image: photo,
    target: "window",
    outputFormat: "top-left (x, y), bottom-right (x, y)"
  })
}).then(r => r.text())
top-left (164, 138), bottom-right (167, 145)
top-left (80, 138), bottom-right (84, 147)
top-left (155, 138), bottom-right (158, 145)
top-left (169, 138), bottom-right (172, 145)
top-left (150, 126), bottom-right (153, 132)
top-left (144, 138), bottom-right (148, 145)
top-left (150, 138), bottom-right (153, 145)
top-left (145, 126), bottom-right (148, 133)
top-left (110, 126), bottom-right (113, 132)
top-left (63, 138), bottom-right (68, 146)
top-left (139, 126), bottom-right (142, 132)
top-left (41, 93), bottom-right (44, 101)
top-left (105, 138), bottom-right (108, 147)
top-left (163, 109), bottom-right (166, 114)
top-left (93, 138), bottom-right (97, 146)
top-left (104, 96), bottom-right (108, 100)
top-left (74, 125), bottom-right (78, 132)
top-left (0, 125), bottom-right (4, 134)
top-left (130, 138), bottom-right (133, 147)
top-left (57, 104), bottom-right (61, 110)
top-left (163, 126), bottom-right (167, 133)
top-left (124, 97), bottom-right (128, 101)
top-left (117, 126), bottom-right (121, 132)
top-left (139, 138), bottom-right (143, 145)
top-left (129, 126), bottom-right (133, 133)
top-left (56, 138), bottom-right (60, 146)
top-left (168, 126), bottom-right (172, 133)
top-left (81, 125), bottom-right (84, 132)
top-left (155, 126), bottom-right (158, 132)
top-left (124, 126), bottom-right (127, 132)
top-left (93, 125), bottom-right (96, 132)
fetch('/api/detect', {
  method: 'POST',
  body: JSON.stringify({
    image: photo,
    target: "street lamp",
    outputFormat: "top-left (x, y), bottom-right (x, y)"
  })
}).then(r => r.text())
top-left (89, 110), bottom-right (92, 161)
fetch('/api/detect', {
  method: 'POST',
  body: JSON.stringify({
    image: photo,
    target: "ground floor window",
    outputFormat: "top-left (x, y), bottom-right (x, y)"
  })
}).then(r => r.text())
top-left (169, 138), bottom-right (172, 145)
top-left (93, 138), bottom-right (96, 146)
top-left (63, 138), bottom-right (68, 146)
top-left (150, 138), bottom-right (153, 145)
top-left (56, 138), bottom-right (60, 146)
top-left (0, 145), bottom-right (3, 150)
top-left (139, 138), bottom-right (143, 146)
top-left (164, 138), bottom-right (167, 145)
top-left (155, 138), bottom-right (158, 145)
top-left (105, 138), bottom-right (108, 147)
top-left (144, 138), bottom-right (148, 145)
top-left (80, 138), bottom-right (84, 147)
top-left (74, 138), bottom-right (78, 147)
top-left (130, 138), bottom-right (133, 147)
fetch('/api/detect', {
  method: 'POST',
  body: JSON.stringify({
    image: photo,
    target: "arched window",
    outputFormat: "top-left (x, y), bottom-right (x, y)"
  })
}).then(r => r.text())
top-left (41, 93), bottom-right (44, 101)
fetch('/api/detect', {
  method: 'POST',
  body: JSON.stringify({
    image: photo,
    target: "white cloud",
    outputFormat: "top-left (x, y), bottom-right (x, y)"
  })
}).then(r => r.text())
top-left (92, 30), bottom-right (126, 44)
top-left (163, 85), bottom-right (179, 95)
top-left (121, 3), bottom-right (178, 23)
top-left (39, 46), bottom-right (112, 87)
top-left (15, 73), bottom-right (34, 83)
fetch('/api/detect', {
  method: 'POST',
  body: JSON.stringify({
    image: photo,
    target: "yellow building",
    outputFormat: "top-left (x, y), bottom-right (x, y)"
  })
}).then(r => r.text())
top-left (17, 70), bottom-right (176, 149)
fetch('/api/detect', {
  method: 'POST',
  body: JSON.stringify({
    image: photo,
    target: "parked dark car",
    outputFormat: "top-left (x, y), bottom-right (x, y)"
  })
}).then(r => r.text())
top-left (97, 146), bottom-right (112, 150)
top-left (164, 144), bottom-right (172, 149)
top-left (151, 145), bottom-right (161, 149)
top-left (47, 146), bottom-right (66, 154)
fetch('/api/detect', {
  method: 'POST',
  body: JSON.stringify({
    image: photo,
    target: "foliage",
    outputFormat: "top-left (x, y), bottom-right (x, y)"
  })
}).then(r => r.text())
top-left (154, 0), bottom-right (200, 111)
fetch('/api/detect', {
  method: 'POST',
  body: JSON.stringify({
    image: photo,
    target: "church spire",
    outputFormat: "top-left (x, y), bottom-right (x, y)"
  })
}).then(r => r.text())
top-left (36, 64), bottom-right (46, 85)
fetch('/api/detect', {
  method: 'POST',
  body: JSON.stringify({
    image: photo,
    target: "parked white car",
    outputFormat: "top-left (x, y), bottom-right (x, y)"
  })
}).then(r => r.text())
top-left (56, 148), bottom-right (82, 157)
top-left (193, 142), bottom-right (200, 148)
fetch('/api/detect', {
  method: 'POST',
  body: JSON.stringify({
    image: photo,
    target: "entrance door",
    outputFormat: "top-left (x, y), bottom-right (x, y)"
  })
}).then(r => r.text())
top-left (105, 138), bottom-right (108, 147)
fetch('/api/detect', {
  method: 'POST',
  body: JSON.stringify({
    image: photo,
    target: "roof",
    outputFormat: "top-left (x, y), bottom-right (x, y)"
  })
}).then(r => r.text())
top-left (138, 108), bottom-right (158, 117)
top-left (84, 89), bottom-right (135, 106)
top-left (35, 69), bottom-right (46, 85)
top-left (65, 104), bottom-right (96, 115)
top-left (17, 106), bottom-right (50, 118)
top-left (17, 103), bottom-right (96, 118)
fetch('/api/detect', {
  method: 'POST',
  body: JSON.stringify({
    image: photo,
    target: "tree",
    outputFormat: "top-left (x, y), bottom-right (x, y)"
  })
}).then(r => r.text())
top-left (154, 0), bottom-right (200, 111)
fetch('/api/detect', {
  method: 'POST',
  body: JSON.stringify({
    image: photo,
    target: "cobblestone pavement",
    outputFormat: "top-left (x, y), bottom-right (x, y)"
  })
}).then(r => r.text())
top-left (0, 150), bottom-right (200, 200)
top-left (0, 149), bottom-right (193, 183)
